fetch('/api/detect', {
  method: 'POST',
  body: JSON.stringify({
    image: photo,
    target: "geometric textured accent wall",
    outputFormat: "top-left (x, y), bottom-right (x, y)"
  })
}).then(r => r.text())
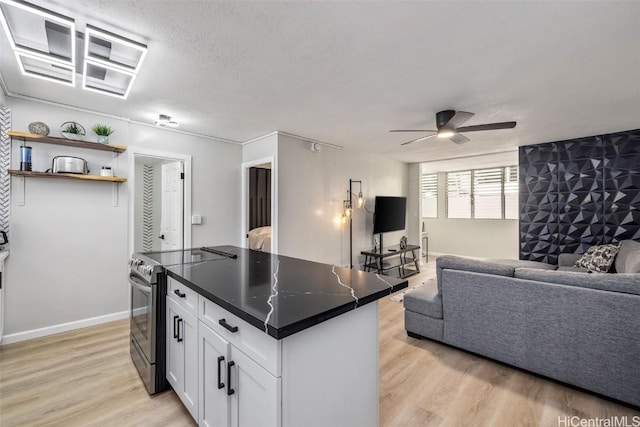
top-left (519, 128), bottom-right (640, 264)
top-left (603, 130), bottom-right (640, 243)
top-left (142, 164), bottom-right (154, 252)
top-left (519, 142), bottom-right (559, 264)
top-left (0, 107), bottom-right (10, 236)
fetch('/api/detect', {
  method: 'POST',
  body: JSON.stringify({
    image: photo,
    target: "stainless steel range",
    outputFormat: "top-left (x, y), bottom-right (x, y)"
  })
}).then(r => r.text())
top-left (129, 253), bottom-right (168, 395)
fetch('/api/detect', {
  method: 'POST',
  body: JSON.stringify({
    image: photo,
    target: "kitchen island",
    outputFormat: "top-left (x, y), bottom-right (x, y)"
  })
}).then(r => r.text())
top-left (155, 246), bottom-right (407, 427)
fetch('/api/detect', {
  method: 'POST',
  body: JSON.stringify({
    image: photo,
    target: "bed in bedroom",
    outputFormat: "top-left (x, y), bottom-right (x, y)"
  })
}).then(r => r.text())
top-left (248, 226), bottom-right (271, 252)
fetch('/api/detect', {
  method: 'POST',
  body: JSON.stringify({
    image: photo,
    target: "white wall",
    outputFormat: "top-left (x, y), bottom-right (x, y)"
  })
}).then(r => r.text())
top-left (242, 133), bottom-right (278, 163)
top-left (423, 172), bottom-right (519, 259)
top-left (276, 133), bottom-right (408, 267)
top-left (4, 97), bottom-right (242, 338)
top-left (0, 87), bottom-right (6, 106)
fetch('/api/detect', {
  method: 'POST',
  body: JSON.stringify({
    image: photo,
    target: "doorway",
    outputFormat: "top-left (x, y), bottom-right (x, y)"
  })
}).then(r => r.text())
top-left (129, 149), bottom-right (192, 255)
top-left (242, 157), bottom-right (277, 253)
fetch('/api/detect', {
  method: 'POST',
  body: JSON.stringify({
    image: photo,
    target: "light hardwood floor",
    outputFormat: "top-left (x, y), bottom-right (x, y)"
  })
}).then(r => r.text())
top-left (1, 258), bottom-right (638, 426)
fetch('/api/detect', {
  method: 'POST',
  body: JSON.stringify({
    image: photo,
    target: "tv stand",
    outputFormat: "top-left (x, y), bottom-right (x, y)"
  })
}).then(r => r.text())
top-left (361, 243), bottom-right (420, 279)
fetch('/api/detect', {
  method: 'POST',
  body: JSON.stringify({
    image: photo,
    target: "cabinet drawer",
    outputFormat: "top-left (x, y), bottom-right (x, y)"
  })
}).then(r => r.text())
top-left (199, 296), bottom-right (281, 377)
top-left (168, 277), bottom-right (198, 315)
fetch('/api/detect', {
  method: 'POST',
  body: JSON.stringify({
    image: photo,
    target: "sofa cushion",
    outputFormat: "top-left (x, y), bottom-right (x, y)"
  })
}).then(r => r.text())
top-left (558, 253), bottom-right (583, 267)
top-left (557, 266), bottom-right (590, 273)
top-left (574, 243), bottom-right (620, 272)
top-left (403, 278), bottom-right (442, 319)
top-left (514, 268), bottom-right (640, 296)
top-left (436, 255), bottom-right (515, 292)
top-left (489, 259), bottom-right (557, 271)
top-left (615, 240), bottom-right (640, 274)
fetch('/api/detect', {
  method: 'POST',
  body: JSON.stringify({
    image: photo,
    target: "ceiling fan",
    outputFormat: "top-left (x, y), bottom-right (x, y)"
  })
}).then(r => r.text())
top-left (391, 110), bottom-right (516, 146)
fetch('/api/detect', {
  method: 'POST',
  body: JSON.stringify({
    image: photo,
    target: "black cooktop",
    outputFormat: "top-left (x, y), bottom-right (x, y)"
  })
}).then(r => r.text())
top-left (162, 245), bottom-right (408, 339)
top-left (141, 247), bottom-right (228, 266)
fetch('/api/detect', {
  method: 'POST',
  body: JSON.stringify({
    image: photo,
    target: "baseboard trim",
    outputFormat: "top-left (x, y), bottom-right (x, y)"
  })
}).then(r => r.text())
top-left (427, 251), bottom-right (448, 257)
top-left (1, 311), bottom-right (129, 345)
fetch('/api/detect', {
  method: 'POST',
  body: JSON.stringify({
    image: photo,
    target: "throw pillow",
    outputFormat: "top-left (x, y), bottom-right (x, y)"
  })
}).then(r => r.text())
top-left (574, 244), bottom-right (620, 272)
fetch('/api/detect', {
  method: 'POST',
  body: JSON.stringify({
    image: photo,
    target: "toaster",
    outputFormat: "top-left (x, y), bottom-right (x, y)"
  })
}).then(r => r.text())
top-left (52, 156), bottom-right (89, 174)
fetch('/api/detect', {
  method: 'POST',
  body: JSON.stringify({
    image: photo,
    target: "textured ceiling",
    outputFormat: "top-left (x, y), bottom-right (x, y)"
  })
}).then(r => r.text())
top-left (1, 1), bottom-right (639, 164)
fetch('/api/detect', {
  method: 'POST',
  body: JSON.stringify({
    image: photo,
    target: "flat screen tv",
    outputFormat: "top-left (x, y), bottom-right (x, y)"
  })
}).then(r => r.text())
top-left (373, 196), bottom-right (407, 234)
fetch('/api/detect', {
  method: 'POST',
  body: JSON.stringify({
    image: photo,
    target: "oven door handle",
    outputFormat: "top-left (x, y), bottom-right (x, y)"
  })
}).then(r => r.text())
top-left (129, 275), bottom-right (152, 295)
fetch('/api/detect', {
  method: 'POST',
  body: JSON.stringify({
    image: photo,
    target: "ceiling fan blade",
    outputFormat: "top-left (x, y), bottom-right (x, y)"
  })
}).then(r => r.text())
top-left (390, 129), bottom-right (437, 133)
top-left (449, 133), bottom-right (470, 145)
top-left (447, 111), bottom-right (474, 129)
top-left (401, 133), bottom-right (437, 146)
top-left (457, 121), bottom-right (517, 133)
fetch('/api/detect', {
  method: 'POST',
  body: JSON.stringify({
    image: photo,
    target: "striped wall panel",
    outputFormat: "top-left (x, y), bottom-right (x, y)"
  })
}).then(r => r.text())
top-left (0, 108), bottom-right (10, 235)
top-left (142, 164), bottom-right (154, 252)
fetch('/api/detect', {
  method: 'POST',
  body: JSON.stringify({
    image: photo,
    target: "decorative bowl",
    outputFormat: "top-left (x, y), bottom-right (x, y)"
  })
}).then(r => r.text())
top-left (28, 121), bottom-right (50, 136)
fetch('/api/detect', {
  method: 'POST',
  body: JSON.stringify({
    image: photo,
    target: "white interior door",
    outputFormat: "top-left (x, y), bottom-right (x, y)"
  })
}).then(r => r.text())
top-left (161, 161), bottom-right (184, 250)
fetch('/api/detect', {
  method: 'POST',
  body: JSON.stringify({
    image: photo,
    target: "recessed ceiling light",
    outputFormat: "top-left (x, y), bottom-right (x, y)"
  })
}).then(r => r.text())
top-left (155, 114), bottom-right (179, 128)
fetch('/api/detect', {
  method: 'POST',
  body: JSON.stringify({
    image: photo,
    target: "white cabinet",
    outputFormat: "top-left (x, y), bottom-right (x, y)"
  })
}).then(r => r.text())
top-left (199, 320), bottom-right (279, 427)
top-left (199, 321), bottom-right (230, 427)
top-left (166, 296), bottom-right (198, 421)
top-left (228, 343), bottom-right (279, 427)
top-left (168, 281), bottom-right (379, 427)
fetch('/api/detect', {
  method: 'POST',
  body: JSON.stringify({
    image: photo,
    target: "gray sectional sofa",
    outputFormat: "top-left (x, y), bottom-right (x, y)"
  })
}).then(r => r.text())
top-left (403, 240), bottom-right (640, 407)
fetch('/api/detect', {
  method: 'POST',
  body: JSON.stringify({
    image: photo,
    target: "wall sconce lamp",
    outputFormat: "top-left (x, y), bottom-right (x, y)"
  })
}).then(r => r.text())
top-left (343, 197), bottom-right (352, 218)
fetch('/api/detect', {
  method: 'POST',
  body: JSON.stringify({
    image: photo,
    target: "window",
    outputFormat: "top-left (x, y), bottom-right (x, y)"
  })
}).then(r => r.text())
top-left (474, 168), bottom-right (503, 219)
top-left (504, 166), bottom-right (519, 219)
top-left (446, 171), bottom-right (472, 219)
top-left (446, 166), bottom-right (518, 219)
top-left (420, 173), bottom-right (438, 218)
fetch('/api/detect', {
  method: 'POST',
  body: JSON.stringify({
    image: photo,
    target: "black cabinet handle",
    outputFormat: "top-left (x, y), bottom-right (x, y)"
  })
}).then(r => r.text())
top-left (217, 356), bottom-right (225, 389)
top-left (159, 234), bottom-right (165, 240)
top-left (173, 315), bottom-right (179, 339)
top-left (227, 361), bottom-right (235, 396)
top-left (219, 319), bottom-right (238, 333)
top-left (177, 318), bottom-right (183, 342)
top-left (174, 289), bottom-right (186, 298)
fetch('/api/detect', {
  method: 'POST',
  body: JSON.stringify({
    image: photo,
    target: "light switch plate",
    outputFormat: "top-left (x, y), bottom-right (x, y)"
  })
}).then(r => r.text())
top-left (191, 214), bottom-right (202, 225)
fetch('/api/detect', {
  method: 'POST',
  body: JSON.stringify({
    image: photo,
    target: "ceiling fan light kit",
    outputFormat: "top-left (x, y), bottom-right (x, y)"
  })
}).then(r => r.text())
top-left (392, 109), bottom-right (517, 146)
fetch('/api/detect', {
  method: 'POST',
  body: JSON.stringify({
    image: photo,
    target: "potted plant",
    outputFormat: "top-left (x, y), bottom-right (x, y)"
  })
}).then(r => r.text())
top-left (92, 124), bottom-right (115, 144)
top-left (60, 121), bottom-right (86, 141)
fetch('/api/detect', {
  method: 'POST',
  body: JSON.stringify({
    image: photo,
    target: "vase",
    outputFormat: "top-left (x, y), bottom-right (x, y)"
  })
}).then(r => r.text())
top-left (97, 135), bottom-right (109, 144)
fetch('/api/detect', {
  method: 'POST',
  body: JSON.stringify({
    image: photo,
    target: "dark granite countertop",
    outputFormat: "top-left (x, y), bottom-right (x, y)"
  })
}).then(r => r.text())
top-left (156, 246), bottom-right (407, 339)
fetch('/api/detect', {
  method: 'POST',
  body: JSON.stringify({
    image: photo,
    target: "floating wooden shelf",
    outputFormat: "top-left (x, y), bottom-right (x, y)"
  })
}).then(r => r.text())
top-left (8, 131), bottom-right (127, 153)
top-left (8, 170), bottom-right (127, 183)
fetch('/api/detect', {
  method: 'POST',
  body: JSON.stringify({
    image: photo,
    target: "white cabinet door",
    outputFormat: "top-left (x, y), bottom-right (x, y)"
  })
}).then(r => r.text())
top-left (182, 308), bottom-right (199, 420)
top-left (199, 322), bottom-right (231, 427)
top-left (229, 345), bottom-right (280, 427)
top-left (166, 297), bottom-right (198, 421)
top-left (166, 297), bottom-right (184, 390)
